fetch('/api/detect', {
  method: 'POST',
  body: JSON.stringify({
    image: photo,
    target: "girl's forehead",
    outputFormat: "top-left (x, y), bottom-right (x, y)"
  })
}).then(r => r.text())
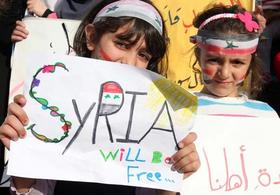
top-left (114, 24), bottom-right (146, 41)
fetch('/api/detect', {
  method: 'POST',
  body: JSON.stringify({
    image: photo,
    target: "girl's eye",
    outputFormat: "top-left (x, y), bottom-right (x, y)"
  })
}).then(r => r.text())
top-left (114, 40), bottom-right (128, 49)
top-left (207, 58), bottom-right (219, 64)
top-left (231, 60), bottom-right (246, 67)
top-left (138, 52), bottom-right (151, 62)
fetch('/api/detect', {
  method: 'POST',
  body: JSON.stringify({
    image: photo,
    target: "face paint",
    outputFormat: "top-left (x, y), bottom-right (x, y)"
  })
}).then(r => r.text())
top-left (202, 67), bottom-right (214, 84)
top-left (235, 74), bottom-right (246, 85)
top-left (99, 47), bottom-right (112, 61)
top-left (190, 30), bottom-right (259, 56)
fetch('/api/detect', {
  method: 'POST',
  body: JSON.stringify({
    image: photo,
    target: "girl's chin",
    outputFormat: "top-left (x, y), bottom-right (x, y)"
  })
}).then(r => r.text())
top-left (211, 90), bottom-right (237, 97)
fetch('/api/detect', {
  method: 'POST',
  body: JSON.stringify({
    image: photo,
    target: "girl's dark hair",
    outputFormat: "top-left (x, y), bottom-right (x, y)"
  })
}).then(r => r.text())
top-left (74, 0), bottom-right (168, 74)
top-left (193, 4), bottom-right (263, 98)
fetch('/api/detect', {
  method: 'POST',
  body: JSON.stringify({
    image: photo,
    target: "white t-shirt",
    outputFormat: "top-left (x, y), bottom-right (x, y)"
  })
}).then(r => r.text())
top-left (195, 92), bottom-right (279, 118)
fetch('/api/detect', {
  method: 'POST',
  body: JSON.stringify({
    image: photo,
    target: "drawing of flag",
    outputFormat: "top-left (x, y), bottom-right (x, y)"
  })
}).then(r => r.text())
top-left (99, 81), bottom-right (124, 115)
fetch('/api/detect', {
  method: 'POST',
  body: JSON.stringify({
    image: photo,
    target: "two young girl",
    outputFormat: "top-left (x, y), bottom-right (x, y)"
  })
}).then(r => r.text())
top-left (1, 0), bottom-right (278, 194)
top-left (0, 0), bottom-right (200, 195)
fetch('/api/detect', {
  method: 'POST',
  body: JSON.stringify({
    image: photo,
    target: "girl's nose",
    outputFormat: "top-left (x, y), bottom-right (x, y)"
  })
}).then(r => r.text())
top-left (218, 64), bottom-right (230, 79)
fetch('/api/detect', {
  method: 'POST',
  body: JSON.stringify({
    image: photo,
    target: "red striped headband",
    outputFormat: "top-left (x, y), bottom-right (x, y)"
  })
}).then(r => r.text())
top-left (190, 30), bottom-right (259, 55)
top-left (191, 11), bottom-right (260, 55)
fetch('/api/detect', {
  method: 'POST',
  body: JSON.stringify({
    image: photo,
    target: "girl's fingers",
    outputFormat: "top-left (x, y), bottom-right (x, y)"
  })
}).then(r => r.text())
top-left (11, 21), bottom-right (29, 42)
top-left (14, 25), bottom-right (29, 36)
top-left (11, 35), bottom-right (25, 42)
top-left (171, 143), bottom-right (196, 163)
top-left (178, 132), bottom-right (197, 149)
top-left (172, 151), bottom-right (200, 172)
top-left (12, 30), bottom-right (28, 39)
top-left (180, 160), bottom-right (201, 178)
top-left (4, 115), bottom-right (27, 139)
top-left (8, 103), bottom-right (29, 126)
top-left (14, 95), bottom-right (27, 107)
top-left (0, 122), bottom-right (22, 150)
top-left (170, 132), bottom-right (200, 175)
top-left (15, 21), bottom-right (26, 28)
top-left (0, 123), bottom-right (20, 141)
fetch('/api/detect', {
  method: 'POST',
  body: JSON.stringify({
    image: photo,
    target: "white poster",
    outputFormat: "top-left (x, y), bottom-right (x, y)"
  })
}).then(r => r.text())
top-left (181, 116), bottom-right (280, 195)
top-left (8, 54), bottom-right (197, 191)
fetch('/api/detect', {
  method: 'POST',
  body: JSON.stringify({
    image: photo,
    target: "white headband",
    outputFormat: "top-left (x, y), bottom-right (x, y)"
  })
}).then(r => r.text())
top-left (199, 13), bottom-right (237, 30)
top-left (191, 12), bottom-right (260, 55)
top-left (191, 34), bottom-right (259, 55)
top-left (93, 0), bottom-right (163, 35)
top-left (198, 12), bottom-right (260, 32)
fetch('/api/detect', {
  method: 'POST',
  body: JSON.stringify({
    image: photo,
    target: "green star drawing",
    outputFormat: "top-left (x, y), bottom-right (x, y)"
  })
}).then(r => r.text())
top-left (106, 5), bottom-right (118, 13)
top-left (225, 40), bottom-right (238, 49)
top-left (114, 95), bottom-right (120, 99)
top-left (105, 94), bottom-right (111, 99)
top-left (155, 16), bottom-right (162, 27)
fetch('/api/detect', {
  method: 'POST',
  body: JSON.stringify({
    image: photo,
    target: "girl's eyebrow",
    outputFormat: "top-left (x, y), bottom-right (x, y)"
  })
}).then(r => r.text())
top-left (140, 48), bottom-right (151, 55)
top-left (205, 54), bottom-right (220, 58)
top-left (230, 57), bottom-right (248, 61)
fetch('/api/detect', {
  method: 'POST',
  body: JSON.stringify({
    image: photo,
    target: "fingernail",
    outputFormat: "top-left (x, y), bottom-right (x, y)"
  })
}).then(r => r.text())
top-left (178, 142), bottom-right (184, 149)
top-left (23, 119), bottom-right (29, 126)
top-left (178, 169), bottom-right (183, 174)
top-left (20, 132), bottom-right (26, 138)
top-left (165, 157), bottom-right (173, 164)
top-left (12, 137), bottom-right (18, 141)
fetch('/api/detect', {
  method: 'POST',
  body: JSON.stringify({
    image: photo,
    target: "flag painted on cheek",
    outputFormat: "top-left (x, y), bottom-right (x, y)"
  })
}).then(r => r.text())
top-left (236, 74), bottom-right (246, 85)
top-left (99, 48), bottom-right (112, 61)
top-left (202, 67), bottom-right (214, 84)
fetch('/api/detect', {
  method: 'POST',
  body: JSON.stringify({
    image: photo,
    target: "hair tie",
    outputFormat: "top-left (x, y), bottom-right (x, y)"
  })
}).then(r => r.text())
top-left (198, 12), bottom-right (259, 32)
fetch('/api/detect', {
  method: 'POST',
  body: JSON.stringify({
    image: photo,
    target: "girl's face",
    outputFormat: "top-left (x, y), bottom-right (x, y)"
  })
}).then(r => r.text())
top-left (199, 49), bottom-right (252, 97)
top-left (85, 23), bottom-right (152, 69)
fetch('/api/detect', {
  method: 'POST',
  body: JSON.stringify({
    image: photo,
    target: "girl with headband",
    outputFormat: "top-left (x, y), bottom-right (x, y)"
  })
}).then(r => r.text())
top-left (0, 1), bottom-right (200, 195)
top-left (190, 4), bottom-right (279, 118)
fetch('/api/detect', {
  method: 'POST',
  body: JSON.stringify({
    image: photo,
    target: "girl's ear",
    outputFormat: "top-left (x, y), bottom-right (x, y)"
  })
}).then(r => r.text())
top-left (85, 24), bottom-right (95, 51)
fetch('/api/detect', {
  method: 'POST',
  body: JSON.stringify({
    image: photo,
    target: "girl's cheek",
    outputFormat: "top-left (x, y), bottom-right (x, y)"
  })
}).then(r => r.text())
top-left (236, 74), bottom-right (246, 84)
top-left (202, 67), bottom-right (215, 84)
top-left (202, 67), bottom-right (215, 77)
top-left (98, 48), bottom-right (112, 61)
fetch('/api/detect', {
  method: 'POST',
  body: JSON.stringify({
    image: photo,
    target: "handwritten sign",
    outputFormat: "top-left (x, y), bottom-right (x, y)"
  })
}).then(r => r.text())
top-left (153, 0), bottom-right (253, 91)
top-left (181, 115), bottom-right (280, 195)
top-left (8, 54), bottom-right (197, 191)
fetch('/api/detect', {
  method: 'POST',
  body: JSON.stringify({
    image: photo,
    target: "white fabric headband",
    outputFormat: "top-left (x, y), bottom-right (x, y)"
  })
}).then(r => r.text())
top-left (93, 0), bottom-right (163, 35)
top-left (191, 35), bottom-right (259, 55)
top-left (191, 11), bottom-right (260, 55)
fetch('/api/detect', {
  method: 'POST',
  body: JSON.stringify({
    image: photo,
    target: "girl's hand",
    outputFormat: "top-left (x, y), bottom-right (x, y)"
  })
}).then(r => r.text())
top-left (156, 133), bottom-right (200, 195)
top-left (170, 132), bottom-right (200, 178)
top-left (255, 5), bottom-right (266, 34)
top-left (27, 0), bottom-right (48, 17)
top-left (0, 95), bottom-right (28, 149)
top-left (11, 21), bottom-right (29, 42)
